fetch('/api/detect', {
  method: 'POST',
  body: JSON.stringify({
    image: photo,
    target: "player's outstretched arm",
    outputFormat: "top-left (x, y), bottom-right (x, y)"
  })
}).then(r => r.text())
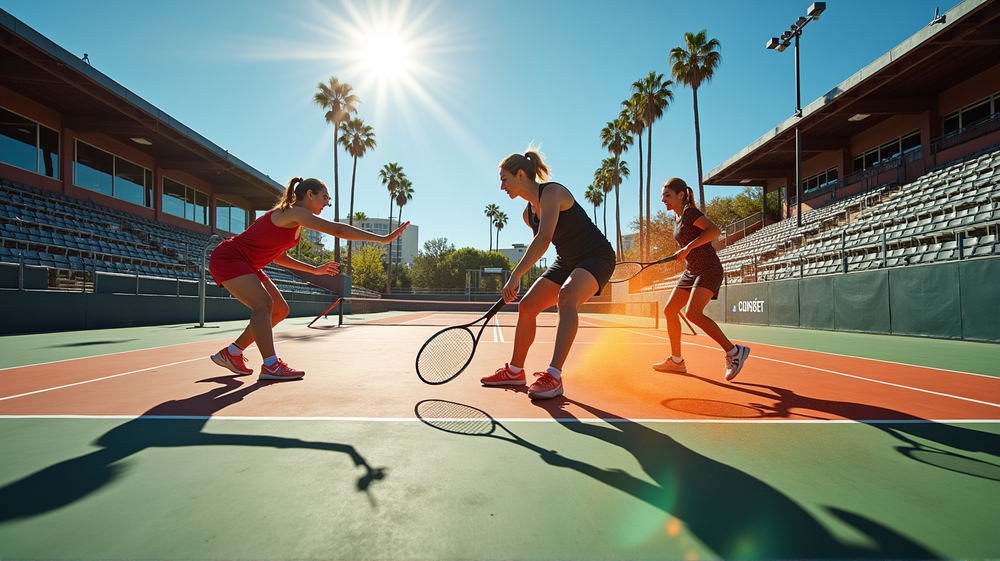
top-left (287, 207), bottom-right (409, 243)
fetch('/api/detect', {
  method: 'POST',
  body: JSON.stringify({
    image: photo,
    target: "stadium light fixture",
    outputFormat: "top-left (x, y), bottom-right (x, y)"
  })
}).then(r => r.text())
top-left (848, 113), bottom-right (870, 122)
top-left (765, 1), bottom-right (826, 228)
top-left (130, 137), bottom-right (152, 145)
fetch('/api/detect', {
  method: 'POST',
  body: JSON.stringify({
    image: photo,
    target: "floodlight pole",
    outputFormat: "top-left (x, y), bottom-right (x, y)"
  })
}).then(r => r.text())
top-left (766, 2), bottom-right (825, 228)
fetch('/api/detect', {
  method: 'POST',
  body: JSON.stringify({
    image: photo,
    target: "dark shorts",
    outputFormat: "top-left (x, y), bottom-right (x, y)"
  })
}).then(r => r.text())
top-left (541, 253), bottom-right (616, 296)
top-left (675, 265), bottom-right (724, 299)
top-left (209, 247), bottom-right (270, 288)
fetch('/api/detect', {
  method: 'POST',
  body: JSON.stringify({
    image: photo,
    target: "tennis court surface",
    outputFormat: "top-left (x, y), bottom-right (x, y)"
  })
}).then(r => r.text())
top-left (1, 303), bottom-right (998, 560)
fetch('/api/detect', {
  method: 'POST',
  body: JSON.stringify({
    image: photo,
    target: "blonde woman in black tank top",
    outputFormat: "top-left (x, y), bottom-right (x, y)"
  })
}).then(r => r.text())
top-left (653, 178), bottom-right (750, 381)
top-left (480, 148), bottom-right (615, 400)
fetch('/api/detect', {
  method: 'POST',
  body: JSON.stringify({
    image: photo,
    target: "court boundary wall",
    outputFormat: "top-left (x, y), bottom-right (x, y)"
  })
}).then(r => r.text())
top-left (0, 265), bottom-right (338, 334)
top-left (629, 256), bottom-right (1000, 343)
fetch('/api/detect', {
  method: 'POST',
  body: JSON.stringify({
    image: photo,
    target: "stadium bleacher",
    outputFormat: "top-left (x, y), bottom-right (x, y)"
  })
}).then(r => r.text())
top-left (647, 147), bottom-right (1000, 291)
top-left (0, 176), bottom-right (329, 296)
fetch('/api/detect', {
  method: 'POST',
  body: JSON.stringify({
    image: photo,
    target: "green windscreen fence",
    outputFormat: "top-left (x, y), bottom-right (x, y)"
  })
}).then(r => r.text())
top-left (834, 270), bottom-right (890, 334)
top-left (959, 257), bottom-right (1000, 342)
top-left (690, 256), bottom-right (998, 342)
top-left (889, 263), bottom-right (963, 339)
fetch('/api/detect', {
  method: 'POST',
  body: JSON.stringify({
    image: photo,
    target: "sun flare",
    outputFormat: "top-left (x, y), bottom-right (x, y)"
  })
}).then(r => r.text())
top-left (361, 31), bottom-right (410, 80)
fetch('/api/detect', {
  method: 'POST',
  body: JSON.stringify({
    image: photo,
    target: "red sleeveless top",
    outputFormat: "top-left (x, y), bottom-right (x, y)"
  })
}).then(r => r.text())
top-left (214, 210), bottom-right (301, 271)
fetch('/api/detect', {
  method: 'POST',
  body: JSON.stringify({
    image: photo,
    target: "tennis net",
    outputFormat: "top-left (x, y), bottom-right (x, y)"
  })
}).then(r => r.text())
top-left (310, 297), bottom-right (659, 329)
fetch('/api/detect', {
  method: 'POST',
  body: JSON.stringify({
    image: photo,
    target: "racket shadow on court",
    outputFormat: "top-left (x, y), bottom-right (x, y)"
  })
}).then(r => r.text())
top-left (526, 396), bottom-right (936, 559)
top-left (0, 374), bottom-right (387, 524)
top-left (668, 370), bottom-right (1000, 483)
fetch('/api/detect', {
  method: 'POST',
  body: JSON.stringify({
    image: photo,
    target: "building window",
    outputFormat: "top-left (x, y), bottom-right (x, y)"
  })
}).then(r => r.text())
top-left (943, 91), bottom-right (1000, 136)
top-left (0, 106), bottom-right (60, 179)
top-left (803, 166), bottom-right (838, 193)
top-left (162, 177), bottom-right (208, 225)
top-left (74, 140), bottom-right (152, 207)
top-left (852, 130), bottom-right (920, 172)
top-left (215, 198), bottom-right (249, 233)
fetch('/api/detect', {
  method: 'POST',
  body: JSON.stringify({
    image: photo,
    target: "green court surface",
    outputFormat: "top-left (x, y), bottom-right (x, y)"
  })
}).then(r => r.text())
top-left (1, 320), bottom-right (998, 560)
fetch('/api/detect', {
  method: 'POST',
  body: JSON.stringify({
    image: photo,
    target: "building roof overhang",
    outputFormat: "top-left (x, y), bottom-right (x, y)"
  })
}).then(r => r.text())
top-left (705, 0), bottom-right (1000, 187)
top-left (0, 8), bottom-right (283, 209)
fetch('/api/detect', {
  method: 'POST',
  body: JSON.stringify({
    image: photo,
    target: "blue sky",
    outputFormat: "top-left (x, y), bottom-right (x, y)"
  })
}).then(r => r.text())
top-left (3, 0), bottom-right (957, 261)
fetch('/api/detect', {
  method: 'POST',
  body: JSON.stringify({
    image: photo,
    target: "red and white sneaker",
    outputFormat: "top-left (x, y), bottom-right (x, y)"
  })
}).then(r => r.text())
top-left (259, 359), bottom-right (304, 381)
top-left (481, 364), bottom-right (526, 386)
top-left (527, 371), bottom-right (563, 400)
top-left (210, 348), bottom-right (253, 375)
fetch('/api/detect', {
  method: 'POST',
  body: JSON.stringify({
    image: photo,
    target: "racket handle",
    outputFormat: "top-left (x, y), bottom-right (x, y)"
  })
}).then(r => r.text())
top-left (486, 297), bottom-right (506, 317)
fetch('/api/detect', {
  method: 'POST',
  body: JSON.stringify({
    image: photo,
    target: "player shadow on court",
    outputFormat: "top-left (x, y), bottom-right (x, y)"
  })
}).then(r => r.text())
top-left (525, 396), bottom-right (938, 559)
top-left (674, 371), bottom-right (1000, 483)
top-left (0, 374), bottom-right (387, 525)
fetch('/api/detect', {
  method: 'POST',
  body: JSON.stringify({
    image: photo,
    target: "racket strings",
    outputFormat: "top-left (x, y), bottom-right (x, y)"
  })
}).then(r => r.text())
top-left (609, 262), bottom-right (643, 283)
top-left (416, 327), bottom-right (475, 383)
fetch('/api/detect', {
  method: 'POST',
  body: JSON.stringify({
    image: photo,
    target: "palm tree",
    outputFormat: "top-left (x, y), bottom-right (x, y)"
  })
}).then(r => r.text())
top-left (390, 178), bottom-right (414, 291)
top-left (584, 183), bottom-right (604, 224)
top-left (338, 117), bottom-right (376, 275)
top-left (353, 211), bottom-right (368, 221)
top-left (622, 96), bottom-right (646, 257)
top-left (631, 72), bottom-right (673, 260)
top-left (671, 30), bottom-right (722, 212)
top-left (314, 77), bottom-right (360, 262)
top-left (600, 118), bottom-right (633, 260)
top-left (601, 156), bottom-right (630, 256)
top-left (594, 166), bottom-right (612, 239)
top-left (493, 211), bottom-right (509, 250)
top-left (378, 163), bottom-right (405, 292)
top-left (484, 203), bottom-right (500, 251)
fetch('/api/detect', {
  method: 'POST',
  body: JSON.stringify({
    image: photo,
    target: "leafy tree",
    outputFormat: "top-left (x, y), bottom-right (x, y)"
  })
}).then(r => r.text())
top-left (412, 238), bottom-right (456, 289)
top-left (352, 243), bottom-right (387, 292)
top-left (670, 30), bottom-right (722, 212)
top-left (314, 77), bottom-right (360, 262)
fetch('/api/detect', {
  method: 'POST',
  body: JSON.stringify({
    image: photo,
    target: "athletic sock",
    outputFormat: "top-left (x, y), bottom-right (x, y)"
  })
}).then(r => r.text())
top-left (726, 345), bottom-right (740, 357)
top-left (507, 364), bottom-right (523, 374)
top-left (263, 355), bottom-right (278, 367)
top-left (670, 355), bottom-right (684, 364)
top-left (546, 366), bottom-right (562, 379)
top-left (228, 343), bottom-right (243, 356)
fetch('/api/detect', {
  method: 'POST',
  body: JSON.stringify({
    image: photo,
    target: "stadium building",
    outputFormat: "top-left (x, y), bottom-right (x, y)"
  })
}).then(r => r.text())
top-left (0, 8), bottom-right (340, 333)
top-left (634, 0), bottom-right (1000, 342)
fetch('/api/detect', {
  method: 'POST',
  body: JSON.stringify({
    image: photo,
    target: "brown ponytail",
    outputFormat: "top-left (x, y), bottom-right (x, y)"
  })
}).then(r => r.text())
top-left (499, 145), bottom-right (551, 182)
top-left (274, 177), bottom-right (327, 210)
top-left (663, 177), bottom-right (696, 210)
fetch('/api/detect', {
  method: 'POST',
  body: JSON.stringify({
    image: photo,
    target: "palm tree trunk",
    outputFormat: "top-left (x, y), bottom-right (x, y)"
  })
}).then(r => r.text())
top-left (386, 195), bottom-right (394, 293)
top-left (614, 184), bottom-right (622, 257)
top-left (637, 134), bottom-right (644, 260)
top-left (333, 128), bottom-right (341, 263)
top-left (392, 205), bottom-right (404, 290)
top-left (347, 155), bottom-right (358, 276)
top-left (592, 203), bottom-right (597, 224)
top-left (496, 226), bottom-right (501, 250)
top-left (602, 200), bottom-right (608, 240)
top-left (693, 86), bottom-right (706, 212)
top-left (646, 126), bottom-right (653, 262)
top-left (488, 220), bottom-right (493, 252)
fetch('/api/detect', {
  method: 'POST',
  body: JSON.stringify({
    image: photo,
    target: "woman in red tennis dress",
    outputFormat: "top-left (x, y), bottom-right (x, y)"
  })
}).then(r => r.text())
top-left (209, 177), bottom-right (408, 381)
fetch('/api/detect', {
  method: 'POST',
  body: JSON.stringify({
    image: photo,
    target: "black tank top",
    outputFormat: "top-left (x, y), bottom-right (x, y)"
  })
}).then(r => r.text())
top-left (527, 182), bottom-right (615, 262)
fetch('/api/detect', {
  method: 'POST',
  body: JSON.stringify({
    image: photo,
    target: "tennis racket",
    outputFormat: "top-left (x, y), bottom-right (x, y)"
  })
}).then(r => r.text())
top-left (608, 255), bottom-right (677, 283)
top-left (414, 297), bottom-right (506, 384)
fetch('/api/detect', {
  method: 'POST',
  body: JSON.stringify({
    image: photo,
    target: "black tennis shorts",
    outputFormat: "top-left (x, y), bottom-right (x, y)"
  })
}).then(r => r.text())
top-left (541, 252), bottom-right (616, 296)
top-left (675, 264), bottom-right (724, 299)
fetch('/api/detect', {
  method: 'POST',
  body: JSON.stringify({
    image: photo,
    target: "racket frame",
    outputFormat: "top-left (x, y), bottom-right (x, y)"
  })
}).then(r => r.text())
top-left (608, 255), bottom-right (677, 283)
top-left (414, 298), bottom-right (506, 384)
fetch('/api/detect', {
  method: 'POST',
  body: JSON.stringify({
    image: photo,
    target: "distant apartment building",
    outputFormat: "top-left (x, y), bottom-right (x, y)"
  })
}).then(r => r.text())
top-left (497, 243), bottom-right (527, 266)
top-left (339, 218), bottom-right (418, 265)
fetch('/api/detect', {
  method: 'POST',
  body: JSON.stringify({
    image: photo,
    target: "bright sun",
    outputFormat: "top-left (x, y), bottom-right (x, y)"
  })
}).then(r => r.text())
top-left (362, 31), bottom-right (409, 80)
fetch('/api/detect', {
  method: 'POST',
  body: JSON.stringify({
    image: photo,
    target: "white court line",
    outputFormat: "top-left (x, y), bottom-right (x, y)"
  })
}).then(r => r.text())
top-left (0, 333), bottom-right (321, 403)
top-left (0, 415), bottom-right (996, 424)
top-left (493, 316), bottom-right (505, 343)
top-left (624, 328), bottom-right (1000, 409)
